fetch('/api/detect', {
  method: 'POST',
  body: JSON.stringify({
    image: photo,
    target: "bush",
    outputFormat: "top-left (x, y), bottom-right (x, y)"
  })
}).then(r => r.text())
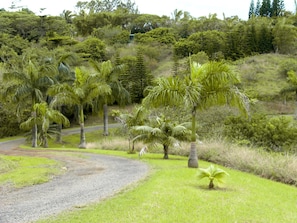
top-left (224, 114), bottom-right (297, 152)
top-left (75, 37), bottom-right (106, 61)
top-left (0, 103), bottom-right (23, 138)
top-left (279, 58), bottom-right (297, 77)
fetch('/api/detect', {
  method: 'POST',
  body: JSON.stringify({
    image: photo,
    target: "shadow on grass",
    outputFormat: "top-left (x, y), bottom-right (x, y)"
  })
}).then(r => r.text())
top-left (188, 183), bottom-right (235, 192)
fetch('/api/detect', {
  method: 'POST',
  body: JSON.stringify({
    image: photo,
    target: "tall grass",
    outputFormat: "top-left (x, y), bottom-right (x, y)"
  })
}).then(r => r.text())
top-left (81, 132), bottom-right (297, 186)
top-left (196, 140), bottom-right (297, 186)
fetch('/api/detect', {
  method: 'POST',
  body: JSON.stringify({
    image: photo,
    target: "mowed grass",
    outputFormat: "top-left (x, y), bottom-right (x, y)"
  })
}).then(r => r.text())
top-left (37, 150), bottom-right (297, 223)
top-left (0, 155), bottom-right (62, 188)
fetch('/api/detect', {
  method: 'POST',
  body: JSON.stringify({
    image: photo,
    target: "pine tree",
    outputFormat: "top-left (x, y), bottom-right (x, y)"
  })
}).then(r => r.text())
top-left (271, 0), bottom-right (285, 17)
top-left (120, 50), bottom-right (152, 103)
top-left (249, 0), bottom-right (255, 19)
top-left (255, 0), bottom-right (261, 16)
top-left (260, 0), bottom-right (272, 17)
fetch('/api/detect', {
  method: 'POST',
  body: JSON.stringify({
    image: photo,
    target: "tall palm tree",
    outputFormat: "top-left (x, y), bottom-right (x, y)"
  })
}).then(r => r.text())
top-left (90, 59), bottom-right (130, 136)
top-left (20, 102), bottom-right (70, 148)
top-left (2, 60), bottom-right (56, 147)
top-left (52, 52), bottom-right (77, 143)
top-left (143, 61), bottom-right (249, 167)
top-left (132, 115), bottom-right (191, 159)
top-left (48, 67), bottom-right (111, 148)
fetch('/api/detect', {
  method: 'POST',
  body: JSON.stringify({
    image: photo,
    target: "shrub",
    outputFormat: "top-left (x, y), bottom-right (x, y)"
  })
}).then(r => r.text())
top-left (0, 103), bottom-right (24, 138)
top-left (279, 58), bottom-right (297, 77)
top-left (224, 114), bottom-right (297, 152)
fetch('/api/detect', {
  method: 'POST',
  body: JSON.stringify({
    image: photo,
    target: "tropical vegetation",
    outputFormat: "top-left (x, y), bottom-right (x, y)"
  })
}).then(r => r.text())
top-left (1, 0), bottom-right (297, 166)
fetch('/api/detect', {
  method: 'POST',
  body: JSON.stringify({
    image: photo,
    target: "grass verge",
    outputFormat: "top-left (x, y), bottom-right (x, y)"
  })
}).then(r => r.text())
top-left (37, 150), bottom-right (297, 223)
top-left (0, 155), bottom-right (63, 188)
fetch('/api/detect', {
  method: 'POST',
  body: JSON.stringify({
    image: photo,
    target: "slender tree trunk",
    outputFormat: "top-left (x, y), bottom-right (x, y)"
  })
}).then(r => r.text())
top-left (56, 106), bottom-right (62, 143)
top-left (78, 106), bottom-right (86, 149)
top-left (103, 104), bottom-right (109, 136)
top-left (209, 179), bottom-right (214, 189)
top-left (163, 144), bottom-right (169, 159)
top-left (79, 122), bottom-right (86, 148)
top-left (188, 107), bottom-right (198, 168)
top-left (56, 124), bottom-right (62, 143)
top-left (31, 97), bottom-right (37, 148)
top-left (32, 123), bottom-right (38, 148)
top-left (295, 91), bottom-right (297, 119)
top-left (43, 133), bottom-right (48, 148)
top-left (188, 142), bottom-right (198, 167)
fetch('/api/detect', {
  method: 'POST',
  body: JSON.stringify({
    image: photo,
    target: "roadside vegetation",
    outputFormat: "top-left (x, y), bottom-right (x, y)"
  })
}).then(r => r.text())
top-left (0, 155), bottom-right (63, 188)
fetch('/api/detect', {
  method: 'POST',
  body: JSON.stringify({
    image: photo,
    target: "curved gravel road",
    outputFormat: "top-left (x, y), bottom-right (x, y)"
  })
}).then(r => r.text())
top-left (0, 132), bottom-right (149, 223)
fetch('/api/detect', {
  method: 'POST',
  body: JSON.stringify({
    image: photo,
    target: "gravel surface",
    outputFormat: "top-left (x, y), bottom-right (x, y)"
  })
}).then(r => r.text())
top-left (0, 142), bottom-right (149, 223)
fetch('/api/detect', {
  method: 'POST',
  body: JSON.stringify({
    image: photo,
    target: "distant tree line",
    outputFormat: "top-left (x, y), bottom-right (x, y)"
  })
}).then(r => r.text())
top-left (249, 0), bottom-right (285, 18)
top-left (0, 0), bottom-right (297, 141)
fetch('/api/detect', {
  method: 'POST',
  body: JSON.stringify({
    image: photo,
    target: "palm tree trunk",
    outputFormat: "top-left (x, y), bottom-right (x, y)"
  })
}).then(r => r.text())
top-left (31, 97), bottom-right (38, 148)
top-left (79, 122), bottom-right (86, 148)
top-left (188, 142), bottom-right (198, 168)
top-left (32, 123), bottom-right (38, 148)
top-left (163, 144), bottom-right (169, 159)
top-left (188, 107), bottom-right (198, 168)
top-left (209, 179), bottom-right (214, 189)
top-left (56, 106), bottom-right (63, 143)
top-left (78, 106), bottom-right (86, 149)
top-left (56, 124), bottom-right (62, 143)
top-left (103, 104), bottom-right (109, 136)
top-left (295, 90), bottom-right (297, 119)
top-left (43, 133), bottom-right (48, 148)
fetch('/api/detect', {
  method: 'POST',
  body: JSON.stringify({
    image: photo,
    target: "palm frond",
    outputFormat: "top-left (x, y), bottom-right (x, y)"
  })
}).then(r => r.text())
top-left (197, 165), bottom-right (229, 186)
top-left (143, 76), bottom-right (188, 107)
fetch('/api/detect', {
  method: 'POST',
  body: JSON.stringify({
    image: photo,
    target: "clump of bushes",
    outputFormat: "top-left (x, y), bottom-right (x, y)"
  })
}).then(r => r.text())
top-left (224, 114), bottom-right (297, 153)
top-left (0, 104), bottom-right (24, 138)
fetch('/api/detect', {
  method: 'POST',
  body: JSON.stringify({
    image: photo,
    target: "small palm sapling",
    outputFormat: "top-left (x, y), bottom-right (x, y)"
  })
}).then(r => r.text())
top-left (197, 165), bottom-right (229, 189)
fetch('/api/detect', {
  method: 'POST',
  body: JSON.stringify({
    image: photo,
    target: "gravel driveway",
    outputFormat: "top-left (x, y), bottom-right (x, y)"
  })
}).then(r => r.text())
top-left (0, 140), bottom-right (149, 223)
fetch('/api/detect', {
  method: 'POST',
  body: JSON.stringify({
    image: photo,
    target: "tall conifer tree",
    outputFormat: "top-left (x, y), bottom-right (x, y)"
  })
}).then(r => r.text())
top-left (271, 0), bottom-right (285, 17)
top-left (260, 0), bottom-right (272, 17)
top-left (255, 0), bottom-right (261, 16)
top-left (249, 0), bottom-right (255, 18)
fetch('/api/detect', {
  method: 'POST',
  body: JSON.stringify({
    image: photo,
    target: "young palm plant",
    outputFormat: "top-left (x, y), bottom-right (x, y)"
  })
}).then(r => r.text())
top-left (132, 115), bottom-right (191, 159)
top-left (197, 165), bottom-right (229, 189)
top-left (113, 106), bottom-right (148, 152)
top-left (20, 102), bottom-right (70, 148)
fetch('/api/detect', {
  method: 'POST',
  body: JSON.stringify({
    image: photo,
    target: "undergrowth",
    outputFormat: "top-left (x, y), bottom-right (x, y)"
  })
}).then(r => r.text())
top-left (79, 132), bottom-right (297, 186)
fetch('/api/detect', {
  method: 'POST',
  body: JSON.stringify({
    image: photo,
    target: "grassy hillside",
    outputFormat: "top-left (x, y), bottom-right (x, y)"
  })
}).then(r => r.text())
top-left (234, 54), bottom-right (297, 115)
top-left (235, 54), bottom-right (291, 98)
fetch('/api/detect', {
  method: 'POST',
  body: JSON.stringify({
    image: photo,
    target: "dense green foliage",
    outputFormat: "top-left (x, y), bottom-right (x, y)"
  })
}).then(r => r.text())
top-left (224, 114), bottom-right (297, 152)
top-left (0, 1), bottom-right (297, 154)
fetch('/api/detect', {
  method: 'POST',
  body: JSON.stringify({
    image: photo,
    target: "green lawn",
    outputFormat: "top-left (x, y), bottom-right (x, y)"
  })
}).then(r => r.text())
top-left (37, 150), bottom-right (297, 223)
top-left (0, 155), bottom-right (63, 188)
